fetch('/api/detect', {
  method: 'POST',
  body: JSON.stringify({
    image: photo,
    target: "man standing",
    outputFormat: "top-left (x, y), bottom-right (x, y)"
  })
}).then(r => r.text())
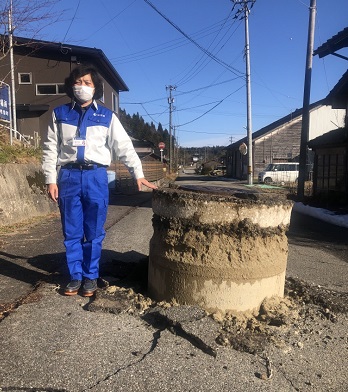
top-left (42, 65), bottom-right (157, 297)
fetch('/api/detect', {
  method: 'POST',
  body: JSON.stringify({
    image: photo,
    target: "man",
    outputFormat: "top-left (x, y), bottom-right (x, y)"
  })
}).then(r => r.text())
top-left (42, 65), bottom-right (157, 297)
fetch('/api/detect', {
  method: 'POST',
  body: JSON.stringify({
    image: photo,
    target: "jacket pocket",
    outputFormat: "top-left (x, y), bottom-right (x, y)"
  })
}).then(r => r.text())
top-left (87, 113), bottom-right (110, 127)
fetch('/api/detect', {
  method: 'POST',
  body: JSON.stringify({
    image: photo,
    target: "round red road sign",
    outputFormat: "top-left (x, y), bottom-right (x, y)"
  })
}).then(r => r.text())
top-left (158, 142), bottom-right (165, 149)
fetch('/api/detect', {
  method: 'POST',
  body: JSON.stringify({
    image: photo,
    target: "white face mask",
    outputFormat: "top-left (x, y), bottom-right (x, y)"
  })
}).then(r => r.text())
top-left (73, 85), bottom-right (95, 103)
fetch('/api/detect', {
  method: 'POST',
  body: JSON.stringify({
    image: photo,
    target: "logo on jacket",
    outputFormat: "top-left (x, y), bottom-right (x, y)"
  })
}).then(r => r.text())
top-left (93, 113), bottom-right (106, 117)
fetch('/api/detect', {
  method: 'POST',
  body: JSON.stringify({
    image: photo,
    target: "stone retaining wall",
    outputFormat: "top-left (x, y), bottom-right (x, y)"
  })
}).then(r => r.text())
top-left (0, 163), bottom-right (58, 227)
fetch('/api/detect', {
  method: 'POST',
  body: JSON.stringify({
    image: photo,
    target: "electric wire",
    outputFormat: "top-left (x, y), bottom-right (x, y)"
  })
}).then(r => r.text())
top-left (110, 15), bottom-right (239, 64)
top-left (174, 9), bottom-right (242, 87)
top-left (296, 0), bottom-right (310, 7)
top-left (140, 103), bottom-right (160, 125)
top-left (143, 0), bottom-right (243, 76)
top-left (177, 84), bottom-right (245, 127)
top-left (178, 129), bottom-right (243, 136)
top-left (176, 76), bottom-right (242, 96)
top-left (174, 9), bottom-right (236, 85)
top-left (62, 0), bottom-right (81, 43)
top-left (81, 0), bottom-right (138, 42)
top-left (122, 76), bottom-right (241, 106)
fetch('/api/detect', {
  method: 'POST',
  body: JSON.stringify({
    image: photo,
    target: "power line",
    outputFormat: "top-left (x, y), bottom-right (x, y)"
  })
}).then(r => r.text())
top-left (143, 0), bottom-right (243, 76)
top-left (62, 0), bottom-right (81, 43)
top-left (174, 9), bottom-right (242, 86)
top-left (140, 103), bottom-right (159, 125)
top-left (176, 76), bottom-right (242, 95)
top-left (179, 129), bottom-right (241, 135)
top-left (82, 0), bottom-right (137, 42)
top-left (111, 15), bottom-right (238, 64)
top-left (122, 76), bottom-right (242, 107)
top-left (177, 84), bottom-right (245, 127)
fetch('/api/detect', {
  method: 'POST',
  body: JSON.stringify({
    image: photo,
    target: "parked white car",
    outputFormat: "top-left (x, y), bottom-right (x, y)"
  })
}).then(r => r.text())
top-left (258, 162), bottom-right (299, 185)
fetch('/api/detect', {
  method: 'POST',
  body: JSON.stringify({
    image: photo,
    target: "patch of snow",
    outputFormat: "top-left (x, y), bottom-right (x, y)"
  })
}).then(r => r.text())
top-left (293, 202), bottom-right (348, 229)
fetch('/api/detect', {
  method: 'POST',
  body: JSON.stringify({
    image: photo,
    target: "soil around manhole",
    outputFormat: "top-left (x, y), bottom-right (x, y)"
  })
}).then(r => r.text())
top-left (90, 259), bottom-right (348, 355)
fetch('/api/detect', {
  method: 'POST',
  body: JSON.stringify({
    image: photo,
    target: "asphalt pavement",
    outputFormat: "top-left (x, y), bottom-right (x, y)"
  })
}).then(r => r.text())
top-left (0, 176), bottom-right (347, 392)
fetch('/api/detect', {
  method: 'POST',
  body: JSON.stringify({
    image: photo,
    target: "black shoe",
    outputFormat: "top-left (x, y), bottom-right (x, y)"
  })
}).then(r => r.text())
top-left (82, 278), bottom-right (97, 297)
top-left (64, 280), bottom-right (81, 296)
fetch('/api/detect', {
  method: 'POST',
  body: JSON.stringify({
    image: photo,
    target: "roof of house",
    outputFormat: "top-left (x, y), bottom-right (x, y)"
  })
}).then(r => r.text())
top-left (5, 35), bottom-right (128, 92)
top-left (325, 69), bottom-right (348, 108)
top-left (130, 137), bottom-right (155, 148)
top-left (141, 153), bottom-right (167, 163)
top-left (227, 100), bottom-right (325, 150)
top-left (313, 27), bottom-right (348, 58)
top-left (308, 127), bottom-right (348, 148)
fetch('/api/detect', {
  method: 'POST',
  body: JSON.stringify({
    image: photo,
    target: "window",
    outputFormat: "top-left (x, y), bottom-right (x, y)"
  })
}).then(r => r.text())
top-left (112, 92), bottom-right (119, 113)
top-left (18, 73), bottom-right (32, 84)
top-left (98, 83), bottom-right (105, 103)
top-left (58, 84), bottom-right (65, 94)
top-left (36, 84), bottom-right (65, 95)
top-left (316, 150), bottom-right (345, 192)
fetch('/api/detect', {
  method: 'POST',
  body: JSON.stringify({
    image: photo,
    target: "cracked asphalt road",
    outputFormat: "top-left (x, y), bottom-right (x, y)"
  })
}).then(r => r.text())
top-left (0, 178), bottom-right (347, 392)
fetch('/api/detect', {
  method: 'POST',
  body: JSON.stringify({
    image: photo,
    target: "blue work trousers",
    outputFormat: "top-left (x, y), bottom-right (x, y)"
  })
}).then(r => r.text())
top-left (57, 167), bottom-right (109, 280)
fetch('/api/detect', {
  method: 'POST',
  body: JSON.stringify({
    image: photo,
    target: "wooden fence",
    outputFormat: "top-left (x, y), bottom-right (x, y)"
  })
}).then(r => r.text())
top-left (109, 159), bottom-right (167, 194)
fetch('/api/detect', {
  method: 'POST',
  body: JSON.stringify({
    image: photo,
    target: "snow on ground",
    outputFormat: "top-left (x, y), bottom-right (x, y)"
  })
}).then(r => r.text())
top-left (293, 202), bottom-right (348, 228)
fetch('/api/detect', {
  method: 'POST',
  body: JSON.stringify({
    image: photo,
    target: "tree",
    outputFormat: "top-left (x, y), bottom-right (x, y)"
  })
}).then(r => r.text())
top-left (0, 0), bottom-right (61, 62)
top-left (119, 108), bottom-right (172, 156)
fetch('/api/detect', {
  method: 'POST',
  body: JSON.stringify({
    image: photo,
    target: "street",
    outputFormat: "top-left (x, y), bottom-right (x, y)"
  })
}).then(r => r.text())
top-left (0, 173), bottom-right (347, 391)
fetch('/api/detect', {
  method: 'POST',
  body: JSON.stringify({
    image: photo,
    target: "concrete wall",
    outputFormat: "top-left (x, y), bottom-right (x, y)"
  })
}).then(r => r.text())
top-left (149, 187), bottom-right (293, 313)
top-left (0, 163), bottom-right (58, 228)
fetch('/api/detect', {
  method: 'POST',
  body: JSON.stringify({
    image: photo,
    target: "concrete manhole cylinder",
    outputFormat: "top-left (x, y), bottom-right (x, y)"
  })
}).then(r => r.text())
top-left (148, 185), bottom-right (294, 313)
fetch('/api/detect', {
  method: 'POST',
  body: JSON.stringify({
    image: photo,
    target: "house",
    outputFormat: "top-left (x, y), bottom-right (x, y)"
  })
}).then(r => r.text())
top-left (0, 35), bottom-right (128, 145)
top-left (225, 100), bottom-right (345, 180)
top-left (313, 27), bottom-right (348, 64)
top-left (130, 138), bottom-right (155, 158)
top-left (313, 27), bottom-right (348, 119)
top-left (0, 35), bottom-right (167, 189)
top-left (308, 28), bottom-right (348, 206)
top-left (308, 127), bottom-right (348, 206)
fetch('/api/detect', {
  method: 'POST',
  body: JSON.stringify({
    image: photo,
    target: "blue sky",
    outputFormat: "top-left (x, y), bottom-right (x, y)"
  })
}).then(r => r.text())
top-left (12, 0), bottom-right (348, 147)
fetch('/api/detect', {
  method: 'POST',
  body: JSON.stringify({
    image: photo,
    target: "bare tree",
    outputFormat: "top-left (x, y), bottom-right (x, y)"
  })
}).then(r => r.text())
top-left (0, 0), bottom-right (62, 61)
top-left (0, 0), bottom-right (63, 144)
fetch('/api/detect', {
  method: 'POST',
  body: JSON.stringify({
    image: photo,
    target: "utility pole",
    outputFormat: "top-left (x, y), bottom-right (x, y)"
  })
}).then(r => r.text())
top-left (8, 0), bottom-right (17, 145)
top-left (173, 125), bottom-right (178, 171)
top-left (166, 85), bottom-right (176, 174)
top-left (232, 0), bottom-right (255, 185)
top-left (298, 0), bottom-right (317, 200)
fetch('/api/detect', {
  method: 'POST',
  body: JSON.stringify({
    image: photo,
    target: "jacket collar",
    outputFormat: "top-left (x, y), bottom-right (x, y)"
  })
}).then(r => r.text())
top-left (70, 100), bottom-right (99, 111)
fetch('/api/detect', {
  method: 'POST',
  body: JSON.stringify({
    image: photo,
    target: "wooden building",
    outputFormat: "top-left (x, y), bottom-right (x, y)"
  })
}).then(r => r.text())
top-left (308, 127), bottom-right (348, 206)
top-left (225, 100), bottom-right (345, 180)
top-left (309, 28), bottom-right (348, 206)
top-left (0, 35), bottom-right (128, 144)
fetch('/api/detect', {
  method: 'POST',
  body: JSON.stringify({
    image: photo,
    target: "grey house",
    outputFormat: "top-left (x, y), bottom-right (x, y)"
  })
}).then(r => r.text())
top-left (225, 100), bottom-right (345, 180)
top-left (0, 35), bottom-right (128, 145)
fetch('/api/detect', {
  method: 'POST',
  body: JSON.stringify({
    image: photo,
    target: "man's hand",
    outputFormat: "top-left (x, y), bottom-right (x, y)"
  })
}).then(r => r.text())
top-left (136, 178), bottom-right (158, 191)
top-left (47, 183), bottom-right (59, 202)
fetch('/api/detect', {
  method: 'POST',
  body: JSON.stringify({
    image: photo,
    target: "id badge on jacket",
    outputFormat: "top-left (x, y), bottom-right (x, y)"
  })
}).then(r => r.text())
top-left (72, 137), bottom-right (86, 147)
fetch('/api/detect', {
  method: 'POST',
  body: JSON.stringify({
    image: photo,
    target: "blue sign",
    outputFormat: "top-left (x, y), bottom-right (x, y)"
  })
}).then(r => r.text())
top-left (0, 84), bottom-right (10, 122)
